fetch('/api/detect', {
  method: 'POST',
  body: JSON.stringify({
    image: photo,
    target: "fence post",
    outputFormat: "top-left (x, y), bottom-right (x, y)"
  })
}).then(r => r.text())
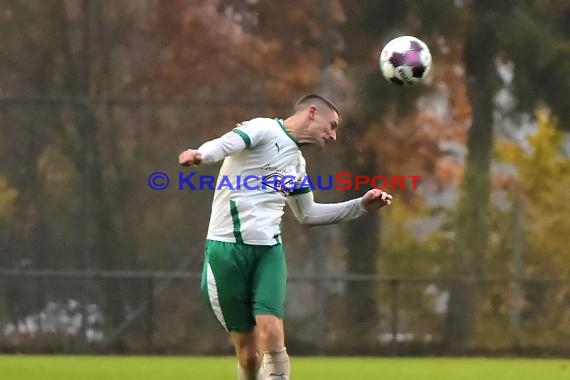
top-left (510, 187), bottom-right (524, 347)
top-left (146, 277), bottom-right (155, 353)
top-left (390, 279), bottom-right (400, 342)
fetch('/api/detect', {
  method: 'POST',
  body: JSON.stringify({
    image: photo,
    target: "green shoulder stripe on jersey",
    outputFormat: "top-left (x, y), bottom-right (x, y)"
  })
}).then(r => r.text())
top-left (229, 200), bottom-right (244, 243)
top-left (275, 118), bottom-right (301, 148)
top-left (232, 128), bottom-right (252, 149)
top-left (289, 187), bottom-right (312, 196)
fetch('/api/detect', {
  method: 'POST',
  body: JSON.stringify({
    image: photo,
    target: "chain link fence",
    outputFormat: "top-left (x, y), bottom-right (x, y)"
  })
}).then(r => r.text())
top-left (1, 270), bottom-right (568, 356)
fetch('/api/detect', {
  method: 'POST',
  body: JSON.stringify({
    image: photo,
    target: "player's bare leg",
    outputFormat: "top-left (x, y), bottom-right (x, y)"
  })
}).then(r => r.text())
top-left (231, 328), bottom-right (264, 380)
top-left (257, 315), bottom-right (290, 380)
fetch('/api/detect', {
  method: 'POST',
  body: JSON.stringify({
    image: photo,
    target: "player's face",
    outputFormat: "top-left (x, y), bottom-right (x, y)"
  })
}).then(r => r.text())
top-left (308, 106), bottom-right (339, 147)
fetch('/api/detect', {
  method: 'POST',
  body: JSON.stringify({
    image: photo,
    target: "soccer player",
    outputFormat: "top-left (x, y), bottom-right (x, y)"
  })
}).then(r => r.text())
top-left (178, 94), bottom-right (392, 380)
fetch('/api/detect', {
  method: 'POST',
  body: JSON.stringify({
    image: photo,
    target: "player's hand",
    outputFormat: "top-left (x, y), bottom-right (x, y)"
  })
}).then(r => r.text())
top-left (178, 149), bottom-right (203, 166)
top-left (361, 189), bottom-right (392, 211)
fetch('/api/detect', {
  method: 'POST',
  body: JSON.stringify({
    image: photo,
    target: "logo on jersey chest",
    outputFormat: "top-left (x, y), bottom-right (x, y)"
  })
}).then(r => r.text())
top-left (262, 172), bottom-right (298, 195)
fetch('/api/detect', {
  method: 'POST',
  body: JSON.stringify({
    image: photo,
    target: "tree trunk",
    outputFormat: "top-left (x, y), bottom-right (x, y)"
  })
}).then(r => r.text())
top-left (341, 143), bottom-right (380, 350)
top-left (444, 8), bottom-right (497, 347)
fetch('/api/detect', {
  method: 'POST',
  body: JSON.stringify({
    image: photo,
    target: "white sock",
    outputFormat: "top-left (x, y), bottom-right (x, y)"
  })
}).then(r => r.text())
top-left (237, 363), bottom-right (264, 380)
top-left (262, 347), bottom-right (290, 380)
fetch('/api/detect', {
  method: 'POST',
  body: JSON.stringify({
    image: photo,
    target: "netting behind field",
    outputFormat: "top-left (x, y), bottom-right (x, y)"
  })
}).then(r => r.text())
top-left (1, 271), bottom-right (568, 355)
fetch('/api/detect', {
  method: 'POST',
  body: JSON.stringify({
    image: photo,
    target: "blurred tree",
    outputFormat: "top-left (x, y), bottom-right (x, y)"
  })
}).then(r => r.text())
top-left (0, 0), bottom-right (159, 333)
top-left (446, 0), bottom-right (570, 347)
top-left (341, 0), bottom-right (471, 349)
top-left (443, 0), bottom-right (514, 348)
top-left (148, 0), bottom-right (327, 104)
top-left (497, 109), bottom-right (570, 275)
top-left (502, 0), bottom-right (570, 130)
top-left (0, 0), bottom-right (69, 326)
top-left (483, 108), bottom-right (570, 346)
top-left (342, 0), bottom-right (569, 349)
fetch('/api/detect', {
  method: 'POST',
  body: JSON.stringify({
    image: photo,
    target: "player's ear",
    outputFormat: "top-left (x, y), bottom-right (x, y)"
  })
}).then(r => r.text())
top-left (308, 106), bottom-right (317, 120)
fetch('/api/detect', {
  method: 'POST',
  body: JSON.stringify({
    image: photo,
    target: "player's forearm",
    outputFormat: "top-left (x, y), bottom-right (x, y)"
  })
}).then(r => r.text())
top-left (287, 193), bottom-right (367, 226)
top-left (197, 131), bottom-right (246, 164)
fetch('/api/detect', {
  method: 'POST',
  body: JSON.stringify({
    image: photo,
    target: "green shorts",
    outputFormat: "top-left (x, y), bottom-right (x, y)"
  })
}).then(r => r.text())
top-left (200, 239), bottom-right (287, 332)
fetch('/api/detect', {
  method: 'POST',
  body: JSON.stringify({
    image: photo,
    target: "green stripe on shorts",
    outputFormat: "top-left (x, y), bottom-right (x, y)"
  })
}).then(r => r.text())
top-left (229, 200), bottom-right (244, 243)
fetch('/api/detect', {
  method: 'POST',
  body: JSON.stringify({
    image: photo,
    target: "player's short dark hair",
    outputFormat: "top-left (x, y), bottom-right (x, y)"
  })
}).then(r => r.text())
top-left (294, 94), bottom-right (340, 118)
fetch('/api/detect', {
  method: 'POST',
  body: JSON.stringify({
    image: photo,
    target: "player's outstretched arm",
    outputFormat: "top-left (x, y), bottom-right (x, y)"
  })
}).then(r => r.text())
top-left (286, 188), bottom-right (392, 226)
top-left (178, 131), bottom-right (247, 166)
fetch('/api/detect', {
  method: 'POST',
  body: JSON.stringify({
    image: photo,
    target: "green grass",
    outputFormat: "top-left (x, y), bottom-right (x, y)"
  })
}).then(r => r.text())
top-left (0, 355), bottom-right (568, 380)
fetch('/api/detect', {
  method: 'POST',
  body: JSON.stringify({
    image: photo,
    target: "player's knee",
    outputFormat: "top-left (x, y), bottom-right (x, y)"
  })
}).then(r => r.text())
top-left (258, 317), bottom-right (283, 347)
top-left (237, 348), bottom-right (259, 372)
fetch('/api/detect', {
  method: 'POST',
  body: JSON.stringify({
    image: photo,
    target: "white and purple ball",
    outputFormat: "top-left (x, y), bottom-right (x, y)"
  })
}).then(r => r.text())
top-left (379, 36), bottom-right (432, 87)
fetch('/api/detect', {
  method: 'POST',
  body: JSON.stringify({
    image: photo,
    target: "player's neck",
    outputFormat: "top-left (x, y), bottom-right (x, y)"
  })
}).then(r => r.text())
top-left (283, 115), bottom-right (313, 146)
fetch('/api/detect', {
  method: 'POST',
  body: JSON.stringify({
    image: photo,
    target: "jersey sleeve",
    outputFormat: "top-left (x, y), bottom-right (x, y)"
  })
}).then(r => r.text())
top-left (232, 118), bottom-right (274, 149)
top-left (286, 191), bottom-right (367, 226)
top-left (197, 131), bottom-right (247, 164)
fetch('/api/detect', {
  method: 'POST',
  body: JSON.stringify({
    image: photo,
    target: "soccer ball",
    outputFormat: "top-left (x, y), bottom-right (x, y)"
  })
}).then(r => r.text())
top-left (379, 36), bottom-right (432, 86)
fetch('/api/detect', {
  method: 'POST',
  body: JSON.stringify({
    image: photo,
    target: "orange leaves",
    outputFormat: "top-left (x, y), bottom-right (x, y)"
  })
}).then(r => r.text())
top-left (147, 0), bottom-right (332, 102)
top-left (148, 0), bottom-right (253, 94)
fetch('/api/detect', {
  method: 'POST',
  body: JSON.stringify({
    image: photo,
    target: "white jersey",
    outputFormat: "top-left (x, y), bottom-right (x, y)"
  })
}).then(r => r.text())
top-left (206, 117), bottom-right (311, 245)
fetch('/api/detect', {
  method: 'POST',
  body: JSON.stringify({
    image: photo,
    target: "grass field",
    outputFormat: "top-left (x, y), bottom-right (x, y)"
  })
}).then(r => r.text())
top-left (1, 355), bottom-right (568, 380)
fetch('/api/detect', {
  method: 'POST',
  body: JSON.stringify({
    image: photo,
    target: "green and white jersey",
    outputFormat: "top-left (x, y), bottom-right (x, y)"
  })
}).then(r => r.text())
top-left (207, 117), bottom-right (312, 245)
